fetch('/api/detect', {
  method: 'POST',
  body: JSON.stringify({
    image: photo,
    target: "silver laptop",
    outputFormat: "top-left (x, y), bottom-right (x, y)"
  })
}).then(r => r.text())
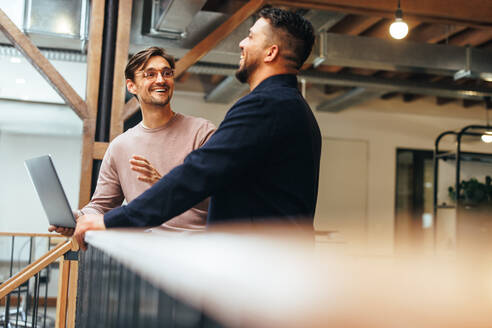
top-left (25, 155), bottom-right (76, 228)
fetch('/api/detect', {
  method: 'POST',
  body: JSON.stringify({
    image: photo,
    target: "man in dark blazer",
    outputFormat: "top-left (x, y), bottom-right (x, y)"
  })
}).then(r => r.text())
top-left (73, 7), bottom-right (321, 249)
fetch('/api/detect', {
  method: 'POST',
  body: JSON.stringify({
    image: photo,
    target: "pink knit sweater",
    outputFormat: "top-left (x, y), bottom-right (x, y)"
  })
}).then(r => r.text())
top-left (81, 113), bottom-right (216, 230)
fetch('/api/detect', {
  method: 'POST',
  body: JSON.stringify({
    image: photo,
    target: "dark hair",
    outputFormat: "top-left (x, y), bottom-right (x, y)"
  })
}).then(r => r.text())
top-left (125, 46), bottom-right (175, 80)
top-left (259, 7), bottom-right (315, 69)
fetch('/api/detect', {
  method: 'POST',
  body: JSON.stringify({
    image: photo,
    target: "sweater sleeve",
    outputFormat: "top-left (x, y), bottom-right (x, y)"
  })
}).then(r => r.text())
top-left (81, 143), bottom-right (125, 215)
top-left (104, 95), bottom-right (272, 228)
top-left (194, 120), bottom-right (216, 149)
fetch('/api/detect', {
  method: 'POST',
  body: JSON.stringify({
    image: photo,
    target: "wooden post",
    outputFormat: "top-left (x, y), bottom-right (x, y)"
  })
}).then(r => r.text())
top-left (110, 0), bottom-right (134, 141)
top-left (55, 259), bottom-right (70, 328)
top-left (55, 240), bottom-right (79, 328)
top-left (78, 0), bottom-right (106, 208)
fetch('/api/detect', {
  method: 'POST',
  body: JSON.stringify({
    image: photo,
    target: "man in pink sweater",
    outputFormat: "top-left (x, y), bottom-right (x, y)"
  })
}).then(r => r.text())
top-left (51, 47), bottom-right (215, 233)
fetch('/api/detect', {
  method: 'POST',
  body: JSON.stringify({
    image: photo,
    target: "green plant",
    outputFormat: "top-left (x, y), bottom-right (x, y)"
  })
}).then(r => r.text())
top-left (448, 176), bottom-right (492, 205)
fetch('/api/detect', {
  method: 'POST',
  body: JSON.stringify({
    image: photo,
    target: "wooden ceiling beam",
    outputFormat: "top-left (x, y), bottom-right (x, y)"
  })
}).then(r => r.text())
top-left (402, 93), bottom-right (422, 102)
top-left (0, 9), bottom-right (89, 120)
top-left (447, 28), bottom-right (492, 47)
top-left (268, 0), bottom-right (492, 28)
top-left (329, 15), bottom-right (382, 35)
top-left (175, 0), bottom-right (265, 76)
top-left (463, 99), bottom-right (482, 108)
top-left (380, 92), bottom-right (399, 100)
top-left (436, 97), bottom-right (455, 106)
top-left (408, 24), bottom-right (467, 43)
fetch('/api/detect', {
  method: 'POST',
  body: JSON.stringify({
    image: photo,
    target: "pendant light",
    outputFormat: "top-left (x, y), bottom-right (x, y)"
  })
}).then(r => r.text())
top-left (389, 0), bottom-right (409, 39)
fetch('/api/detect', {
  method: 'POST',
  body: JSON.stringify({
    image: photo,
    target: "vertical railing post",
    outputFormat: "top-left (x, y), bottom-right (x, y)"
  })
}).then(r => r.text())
top-left (55, 240), bottom-right (79, 328)
top-left (66, 241), bottom-right (80, 328)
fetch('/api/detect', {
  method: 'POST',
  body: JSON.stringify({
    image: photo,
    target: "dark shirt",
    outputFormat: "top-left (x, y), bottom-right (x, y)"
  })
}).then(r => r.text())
top-left (104, 74), bottom-right (321, 228)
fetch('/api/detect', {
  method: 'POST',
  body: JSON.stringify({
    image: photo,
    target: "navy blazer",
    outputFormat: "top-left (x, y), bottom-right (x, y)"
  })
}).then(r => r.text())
top-left (104, 74), bottom-right (321, 228)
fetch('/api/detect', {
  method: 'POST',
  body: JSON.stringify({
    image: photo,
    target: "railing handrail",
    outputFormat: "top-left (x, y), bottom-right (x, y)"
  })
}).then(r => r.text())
top-left (0, 232), bottom-right (63, 238)
top-left (0, 239), bottom-right (75, 298)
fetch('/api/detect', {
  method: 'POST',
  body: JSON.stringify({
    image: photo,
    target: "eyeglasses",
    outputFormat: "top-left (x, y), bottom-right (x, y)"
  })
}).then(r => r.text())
top-left (136, 68), bottom-right (174, 80)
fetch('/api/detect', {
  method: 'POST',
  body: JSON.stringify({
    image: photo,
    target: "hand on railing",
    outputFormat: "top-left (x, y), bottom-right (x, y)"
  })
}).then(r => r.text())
top-left (74, 214), bottom-right (106, 251)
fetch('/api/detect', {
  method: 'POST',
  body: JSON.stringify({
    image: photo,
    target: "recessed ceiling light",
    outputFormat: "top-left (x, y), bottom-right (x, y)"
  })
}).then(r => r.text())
top-left (10, 57), bottom-right (21, 64)
top-left (16, 78), bottom-right (26, 84)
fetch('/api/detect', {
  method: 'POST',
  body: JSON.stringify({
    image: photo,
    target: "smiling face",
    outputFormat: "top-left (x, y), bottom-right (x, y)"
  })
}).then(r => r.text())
top-left (126, 55), bottom-right (175, 108)
top-left (236, 18), bottom-right (272, 84)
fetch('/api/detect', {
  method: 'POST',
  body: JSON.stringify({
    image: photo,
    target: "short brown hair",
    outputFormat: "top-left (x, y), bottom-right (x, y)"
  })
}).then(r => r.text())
top-left (125, 47), bottom-right (175, 81)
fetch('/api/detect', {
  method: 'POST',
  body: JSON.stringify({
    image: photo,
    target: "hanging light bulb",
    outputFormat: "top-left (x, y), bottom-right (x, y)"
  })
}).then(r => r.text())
top-left (481, 132), bottom-right (492, 143)
top-left (389, 0), bottom-right (409, 39)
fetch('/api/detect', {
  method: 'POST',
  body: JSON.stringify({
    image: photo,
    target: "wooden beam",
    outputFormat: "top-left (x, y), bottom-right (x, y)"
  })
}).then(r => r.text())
top-left (349, 68), bottom-right (379, 76)
top-left (79, 119), bottom-right (96, 208)
top-left (436, 97), bottom-right (455, 106)
top-left (329, 15), bottom-right (382, 35)
top-left (316, 65), bottom-right (344, 73)
top-left (66, 260), bottom-right (79, 328)
top-left (55, 241), bottom-right (79, 328)
top-left (0, 296), bottom-right (57, 307)
top-left (408, 23), bottom-right (467, 43)
top-left (0, 240), bottom-right (73, 299)
top-left (175, 0), bottom-right (266, 76)
top-left (85, 0), bottom-right (105, 119)
top-left (110, 0), bottom-right (133, 141)
top-left (78, 0), bottom-right (105, 208)
top-left (55, 256), bottom-right (70, 328)
top-left (66, 242), bottom-right (79, 328)
top-left (402, 93), bottom-right (422, 102)
top-left (268, 0), bottom-right (492, 28)
top-left (122, 97), bottom-right (140, 121)
top-left (93, 141), bottom-right (109, 160)
top-left (176, 72), bottom-right (191, 83)
top-left (447, 28), bottom-right (492, 47)
top-left (0, 232), bottom-right (63, 237)
top-left (463, 99), bottom-right (482, 108)
top-left (0, 9), bottom-right (89, 120)
top-left (380, 92), bottom-right (399, 100)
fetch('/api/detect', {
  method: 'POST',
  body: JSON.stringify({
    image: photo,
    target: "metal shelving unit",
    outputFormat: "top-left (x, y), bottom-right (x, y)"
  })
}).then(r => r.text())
top-left (433, 125), bottom-right (492, 251)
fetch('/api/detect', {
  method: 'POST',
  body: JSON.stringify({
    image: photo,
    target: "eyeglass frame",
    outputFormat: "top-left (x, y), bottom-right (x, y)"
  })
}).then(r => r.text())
top-left (135, 67), bottom-right (175, 80)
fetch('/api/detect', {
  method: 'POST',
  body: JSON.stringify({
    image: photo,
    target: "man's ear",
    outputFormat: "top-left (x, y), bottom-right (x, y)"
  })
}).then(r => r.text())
top-left (264, 44), bottom-right (279, 63)
top-left (126, 78), bottom-right (137, 95)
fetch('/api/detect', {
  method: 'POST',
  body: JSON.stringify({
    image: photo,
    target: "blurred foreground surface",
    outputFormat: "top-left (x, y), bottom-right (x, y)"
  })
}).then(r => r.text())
top-left (83, 224), bottom-right (492, 328)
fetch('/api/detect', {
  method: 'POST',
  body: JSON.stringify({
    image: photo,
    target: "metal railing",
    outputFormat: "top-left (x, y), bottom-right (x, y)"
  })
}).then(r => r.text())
top-left (76, 245), bottom-right (222, 328)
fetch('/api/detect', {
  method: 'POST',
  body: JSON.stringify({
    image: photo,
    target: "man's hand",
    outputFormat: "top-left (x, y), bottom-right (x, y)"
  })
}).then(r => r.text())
top-left (130, 155), bottom-right (162, 185)
top-left (48, 225), bottom-right (75, 236)
top-left (47, 209), bottom-right (82, 236)
top-left (74, 214), bottom-right (106, 251)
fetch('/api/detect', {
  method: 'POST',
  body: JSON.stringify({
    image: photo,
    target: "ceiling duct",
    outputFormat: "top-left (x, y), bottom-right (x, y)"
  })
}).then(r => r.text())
top-left (317, 88), bottom-right (385, 112)
top-left (0, 0), bottom-right (89, 52)
top-left (147, 0), bottom-right (207, 40)
top-left (205, 76), bottom-right (248, 104)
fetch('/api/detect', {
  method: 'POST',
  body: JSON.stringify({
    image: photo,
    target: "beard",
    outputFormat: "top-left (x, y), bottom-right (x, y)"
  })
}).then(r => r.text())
top-left (235, 58), bottom-right (259, 84)
top-left (150, 93), bottom-right (170, 106)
